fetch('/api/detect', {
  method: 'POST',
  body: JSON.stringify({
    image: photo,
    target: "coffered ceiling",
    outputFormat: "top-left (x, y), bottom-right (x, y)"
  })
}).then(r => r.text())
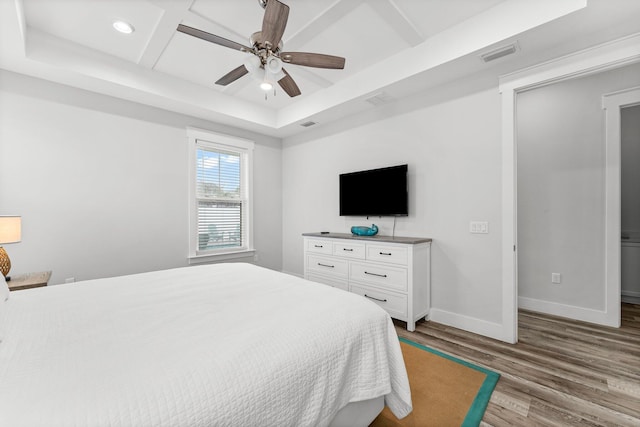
top-left (1, 0), bottom-right (639, 137)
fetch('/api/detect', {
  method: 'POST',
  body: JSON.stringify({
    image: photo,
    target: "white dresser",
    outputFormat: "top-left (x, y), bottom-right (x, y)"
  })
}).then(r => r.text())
top-left (303, 232), bottom-right (431, 331)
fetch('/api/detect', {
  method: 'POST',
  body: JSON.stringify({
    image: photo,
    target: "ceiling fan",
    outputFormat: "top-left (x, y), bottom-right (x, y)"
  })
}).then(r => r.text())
top-left (176, 0), bottom-right (345, 97)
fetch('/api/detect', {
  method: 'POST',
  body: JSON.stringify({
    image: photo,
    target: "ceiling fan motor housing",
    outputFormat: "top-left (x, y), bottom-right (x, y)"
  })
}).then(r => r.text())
top-left (251, 31), bottom-right (283, 53)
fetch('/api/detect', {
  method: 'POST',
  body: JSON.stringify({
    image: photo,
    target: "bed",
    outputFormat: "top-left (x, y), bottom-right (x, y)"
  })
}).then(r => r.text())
top-left (0, 263), bottom-right (412, 426)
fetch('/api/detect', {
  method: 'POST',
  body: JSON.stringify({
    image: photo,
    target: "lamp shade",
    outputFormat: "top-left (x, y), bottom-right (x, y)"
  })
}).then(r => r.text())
top-left (0, 216), bottom-right (21, 244)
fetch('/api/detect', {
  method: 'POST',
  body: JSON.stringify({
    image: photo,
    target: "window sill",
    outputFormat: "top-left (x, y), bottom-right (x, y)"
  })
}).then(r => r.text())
top-left (188, 249), bottom-right (256, 265)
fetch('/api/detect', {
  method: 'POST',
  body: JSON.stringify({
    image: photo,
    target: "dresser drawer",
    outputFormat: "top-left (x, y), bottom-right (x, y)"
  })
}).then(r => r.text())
top-left (350, 262), bottom-right (407, 292)
top-left (303, 234), bottom-right (431, 332)
top-left (306, 239), bottom-right (333, 255)
top-left (307, 254), bottom-right (348, 277)
top-left (333, 242), bottom-right (365, 259)
top-left (366, 244), bottom-right (408, 266)
top-left (306, 273), bottom-right (349, 291)
top-left (351, 284), bottom-right (407, 319)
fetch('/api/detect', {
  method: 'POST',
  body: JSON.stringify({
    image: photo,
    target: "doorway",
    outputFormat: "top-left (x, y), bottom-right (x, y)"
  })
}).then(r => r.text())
top-left (610, 96), bottom-right (640, 305)
top-left (515, 81), bottom-right (640, 332)
top-left (499, 35), bottom-right (640, 344)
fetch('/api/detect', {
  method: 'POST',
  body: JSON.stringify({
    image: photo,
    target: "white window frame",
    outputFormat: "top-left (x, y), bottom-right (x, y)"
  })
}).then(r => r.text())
top-left (187, 127), bottom-right (255, 263)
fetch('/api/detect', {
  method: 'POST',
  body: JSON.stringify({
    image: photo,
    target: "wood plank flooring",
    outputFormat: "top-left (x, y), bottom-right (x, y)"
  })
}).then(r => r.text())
top-left (393, 303), bottom-right (640, 426)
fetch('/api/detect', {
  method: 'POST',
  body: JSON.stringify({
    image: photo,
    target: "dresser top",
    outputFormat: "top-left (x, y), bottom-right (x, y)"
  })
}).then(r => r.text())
top-left (302, 232), bottom-right (431, 244)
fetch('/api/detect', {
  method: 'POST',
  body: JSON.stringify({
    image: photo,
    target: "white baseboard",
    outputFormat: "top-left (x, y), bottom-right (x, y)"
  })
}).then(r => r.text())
top-left (622, 291), bottom-right (640, 304)
top-left (429, 308), bottom-right (507, 342)
top-left (518, 296), bottom-right (620, 327)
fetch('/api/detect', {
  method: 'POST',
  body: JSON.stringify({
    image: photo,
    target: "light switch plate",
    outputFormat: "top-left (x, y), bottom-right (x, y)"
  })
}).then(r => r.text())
top-left (470, 221), bottom-right (489, 234)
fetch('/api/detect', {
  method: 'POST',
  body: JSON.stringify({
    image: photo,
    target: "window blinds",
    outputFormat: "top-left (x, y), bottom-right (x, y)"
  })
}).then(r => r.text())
top-left (196, 146), bottom-right (244, 251)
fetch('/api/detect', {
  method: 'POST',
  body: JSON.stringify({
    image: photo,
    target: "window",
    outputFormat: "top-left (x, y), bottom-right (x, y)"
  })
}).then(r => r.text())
top-left (188, 128), bottom-right (254, 260)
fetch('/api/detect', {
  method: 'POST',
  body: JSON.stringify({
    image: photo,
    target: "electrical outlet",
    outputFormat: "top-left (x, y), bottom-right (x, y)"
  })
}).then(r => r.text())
top-left (551, 273), bottom-right (561, 284)
top-left (65, 277), bottom-right (75, 283)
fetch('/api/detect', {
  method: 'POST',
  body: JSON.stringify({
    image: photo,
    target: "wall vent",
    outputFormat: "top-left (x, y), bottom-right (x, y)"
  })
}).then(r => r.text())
top-left (300, 121), bottom-right (317, 127)
top-left (480, 43), bottom-right (519, 63)
top-left (365, 92), bottom-right (394, 106)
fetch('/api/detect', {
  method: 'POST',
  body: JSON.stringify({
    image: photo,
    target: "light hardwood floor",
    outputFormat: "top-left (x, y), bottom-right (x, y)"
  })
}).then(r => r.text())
top-left (393, 303), bottom-right (640, 426)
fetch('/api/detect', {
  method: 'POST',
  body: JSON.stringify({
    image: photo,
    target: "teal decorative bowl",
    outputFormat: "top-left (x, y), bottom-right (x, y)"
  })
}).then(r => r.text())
top-left (351, 224), bottom-right (378, 236)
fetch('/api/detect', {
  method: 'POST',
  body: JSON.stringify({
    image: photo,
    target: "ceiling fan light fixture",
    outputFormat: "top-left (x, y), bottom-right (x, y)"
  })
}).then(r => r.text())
top-left (244, 55), bottom-right (262, 74)
top-left (272, 69), bottom-right (285, 82)
top-left (259, 60), bottom-right (285, 91)
top-left (112, 20), bottom-right (135, 34)
top-left (265, 56), bottom-right (282, 74)
top-left (260, 70), bottom-right (274, 91)
top-left (260, 81), bottom-right (273, 91)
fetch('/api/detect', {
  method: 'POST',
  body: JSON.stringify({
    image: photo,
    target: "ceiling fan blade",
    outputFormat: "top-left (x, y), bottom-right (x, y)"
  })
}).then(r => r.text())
top-left (280, 52), bottom-right (345, 69)
top-left (260, 0), bottom-right (289, 50)
top-left (215, 65), bottom-right (249, 86)
top-left (177, 24), bottom-right (252, 53)
top-left (277, 69), bottom-right (301, 97)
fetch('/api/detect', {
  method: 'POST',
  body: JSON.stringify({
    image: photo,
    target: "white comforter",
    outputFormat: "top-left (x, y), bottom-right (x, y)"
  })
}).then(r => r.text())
top-left (0, 263), bottom-right (411, 426)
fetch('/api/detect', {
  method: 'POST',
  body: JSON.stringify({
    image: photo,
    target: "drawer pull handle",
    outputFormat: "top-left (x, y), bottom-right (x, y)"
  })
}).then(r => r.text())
top-left (318, 263), bottom-right (334, 268)
top-left (343, 248), bottom-right (353, 252)
top-left (314, 245), bottom-right (324, 248)
top-left (364, 271), bottom-right (387, 278)
top-left (364, 294), bottom-right (388, 302)
top-left (379, 252), bottom-right (392, 256)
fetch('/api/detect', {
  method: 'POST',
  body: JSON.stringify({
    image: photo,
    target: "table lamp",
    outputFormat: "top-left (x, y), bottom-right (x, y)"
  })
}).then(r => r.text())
top-left (0, 216), bottom-right (21, 280)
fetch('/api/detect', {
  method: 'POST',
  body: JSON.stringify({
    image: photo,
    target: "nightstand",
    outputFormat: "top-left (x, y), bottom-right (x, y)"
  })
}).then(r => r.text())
top-left (8, 271), bottom-right (52, 291)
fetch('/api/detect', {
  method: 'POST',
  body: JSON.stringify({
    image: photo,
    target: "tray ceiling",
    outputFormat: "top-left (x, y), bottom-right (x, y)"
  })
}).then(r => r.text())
top-left (1, 0), bottom-right (640, 137)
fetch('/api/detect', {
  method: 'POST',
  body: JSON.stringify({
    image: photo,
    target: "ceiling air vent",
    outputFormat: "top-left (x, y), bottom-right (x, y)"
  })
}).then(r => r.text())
top-left (300, 121), bottom-right (317, 127)
top-left (480, 43), bottom-right (519, 63)
top-left (365, 92), bottom-right (394, 106)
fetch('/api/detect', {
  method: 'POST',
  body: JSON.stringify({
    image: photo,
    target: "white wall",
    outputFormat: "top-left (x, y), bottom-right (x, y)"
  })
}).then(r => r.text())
top-left (517, 63), bottom-right (640, 311)
top-left (0, 70), bottom-right (282, 285)
top-left (282, 80), bottom-right (504, 328)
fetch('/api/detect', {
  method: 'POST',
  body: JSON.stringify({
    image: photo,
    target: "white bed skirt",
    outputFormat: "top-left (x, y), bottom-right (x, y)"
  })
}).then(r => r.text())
top-left (329, 396), bottom-right (385, 427)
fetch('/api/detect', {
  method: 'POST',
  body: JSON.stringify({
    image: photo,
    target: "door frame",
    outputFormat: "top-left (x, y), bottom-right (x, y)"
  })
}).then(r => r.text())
top-left (603, 87), bottom-right (640, 314)
top-left (499, 34), bottom-right (640, 343)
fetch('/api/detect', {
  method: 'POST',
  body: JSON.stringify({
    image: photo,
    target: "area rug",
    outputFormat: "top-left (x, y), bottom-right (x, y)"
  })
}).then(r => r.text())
top-left (371, 337), bottom-right (500, 427)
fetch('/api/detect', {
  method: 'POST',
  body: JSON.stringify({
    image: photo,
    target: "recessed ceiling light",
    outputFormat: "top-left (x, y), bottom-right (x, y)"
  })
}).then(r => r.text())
top-left (112, 20), bottom-right (134, 34)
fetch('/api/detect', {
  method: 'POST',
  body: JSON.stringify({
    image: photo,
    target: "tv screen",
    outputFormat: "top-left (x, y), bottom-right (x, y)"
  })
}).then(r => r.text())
top-left (339, 164), bottom-right (408, 216)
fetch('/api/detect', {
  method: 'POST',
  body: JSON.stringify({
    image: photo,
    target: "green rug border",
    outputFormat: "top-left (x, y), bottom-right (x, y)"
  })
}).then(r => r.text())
top-left (399, 337), bottom-right (500, 427)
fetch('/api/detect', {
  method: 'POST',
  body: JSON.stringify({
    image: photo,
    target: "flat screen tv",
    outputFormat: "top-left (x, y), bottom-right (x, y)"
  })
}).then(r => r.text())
top-left (339, 164), bottom-right (408, 216)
